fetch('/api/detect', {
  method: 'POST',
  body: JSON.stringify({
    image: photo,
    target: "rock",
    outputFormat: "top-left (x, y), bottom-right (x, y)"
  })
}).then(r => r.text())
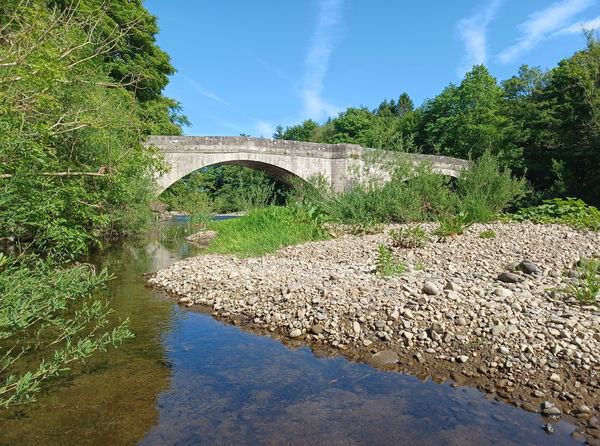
top-left (518, 260), bottom-right (540, 275)
top-left (310, 324), bottom-right (324, 335)
top-left (329, 272), bottom-right (342, 281)
top-left (494, 288), bottom-right (512, 297)
top-left (363, 339), bottom-right (373, 347)
top-left (289, 329), bottom-right (302, 338)
top-left (458, 355), bottom-right (469, 363)
top-left (549, 373), bottom-right (561, 382)
top-left (542, 406), bottom-right (562, 416)
top-left (431, 322), bottom-right (445, 334)
top-left (544, 423), bottom-right (554, 433)
top-left (365, 350), bottom-right (399, 367)
top-left (353, 321), bottom-right (361, 335)
top-left (498, 272), bottom-right (524, 283)
top-left (423, 280), bottom-right (440, 295)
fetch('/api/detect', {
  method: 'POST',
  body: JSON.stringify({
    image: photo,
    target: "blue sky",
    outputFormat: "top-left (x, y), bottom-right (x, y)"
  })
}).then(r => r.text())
top-left (144, 0), bottom-right (600, 137)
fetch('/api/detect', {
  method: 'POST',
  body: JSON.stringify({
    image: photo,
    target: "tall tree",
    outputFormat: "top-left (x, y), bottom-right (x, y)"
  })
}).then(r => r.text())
top-left (419, 65), bottom-right (521, 166)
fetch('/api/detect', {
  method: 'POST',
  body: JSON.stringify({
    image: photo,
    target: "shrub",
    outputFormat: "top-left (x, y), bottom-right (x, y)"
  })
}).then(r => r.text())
top-left (0, 258), bottom-right (132, 407)
top-left (389, 226), bottom-right (428, 248)
top-left (509, 198), bottom-right (600, 231)
top-left (479, 230), bottom-right (497, 239)
top-left (375, 244), bottom-right (406, 277)
top-left (434, 213), bottom-right (472, 237)
top-left (455, 150), bottom-right (528, 222)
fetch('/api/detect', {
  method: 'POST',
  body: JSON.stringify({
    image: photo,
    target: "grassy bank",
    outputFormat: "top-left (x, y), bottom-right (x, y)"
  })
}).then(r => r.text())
top-left (204, 206), bottom-right (328, 257)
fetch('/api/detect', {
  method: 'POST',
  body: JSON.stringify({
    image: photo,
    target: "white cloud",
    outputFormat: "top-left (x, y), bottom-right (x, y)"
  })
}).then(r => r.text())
top-left (300, 0), bottom-right (343, 120)
top-left (254, 120), bottom-right (275, 138)
top-left (498, 0), bottom-right (595, 63)
top-left (457, 0), bottom-right (504, 75)
top-left (554, 15), bottom-right (600, 35)
top-left (180, 74), bottom-right (235, 109)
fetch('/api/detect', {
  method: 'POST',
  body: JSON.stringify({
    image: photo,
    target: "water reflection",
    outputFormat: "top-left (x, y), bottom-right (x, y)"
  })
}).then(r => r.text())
top-left (0, 222), bottom-right (194, 445)
top-left (0, 220), bottom-right (584, 446)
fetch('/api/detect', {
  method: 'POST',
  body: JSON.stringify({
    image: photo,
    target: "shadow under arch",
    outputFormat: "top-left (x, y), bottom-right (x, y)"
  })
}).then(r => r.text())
top-left (207, 160), bottom-right (305, 188)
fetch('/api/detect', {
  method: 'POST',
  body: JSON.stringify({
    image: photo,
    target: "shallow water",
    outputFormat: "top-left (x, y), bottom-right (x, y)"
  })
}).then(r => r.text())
top-left (0, 220), bottom-right (584, 445)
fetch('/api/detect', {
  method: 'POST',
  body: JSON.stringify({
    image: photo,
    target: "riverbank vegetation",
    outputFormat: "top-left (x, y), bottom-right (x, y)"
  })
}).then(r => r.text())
top-left (204, 151), bottom-right (528, 256)
top-left (0, 0), bottom-right (184, 407)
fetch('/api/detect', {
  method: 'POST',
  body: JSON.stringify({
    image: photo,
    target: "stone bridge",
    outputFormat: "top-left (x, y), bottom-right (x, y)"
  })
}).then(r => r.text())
top-left (147, 136), bottom-right (469, 194)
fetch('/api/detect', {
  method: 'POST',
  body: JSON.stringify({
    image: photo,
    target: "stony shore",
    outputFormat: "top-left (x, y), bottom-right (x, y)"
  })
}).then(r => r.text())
top-left (148, 221), bottom-right (600, 442)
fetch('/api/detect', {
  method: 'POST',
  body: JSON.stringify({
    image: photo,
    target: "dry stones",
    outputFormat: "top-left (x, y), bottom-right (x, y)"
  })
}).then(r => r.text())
top-left (422, 280), bottom-right (440, 295)
top-left (498, 272), bottom-right (524, 283)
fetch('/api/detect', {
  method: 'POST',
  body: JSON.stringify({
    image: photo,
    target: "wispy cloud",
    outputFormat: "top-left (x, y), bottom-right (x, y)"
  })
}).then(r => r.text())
top-left (554, 14), bottom-right (600, 35)
top-left (457, 0), bottom-right (504, 75)
top-left (180, 73), bottom-right (235, 110)
top-left (498, 0), bottom-right (595, 63)
top-left (301, 0), bottom-right (344, 120)
top-left (254, 120), bottom-right (275, 138)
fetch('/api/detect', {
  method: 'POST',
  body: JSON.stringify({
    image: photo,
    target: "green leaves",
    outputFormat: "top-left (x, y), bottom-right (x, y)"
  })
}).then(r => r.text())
top-left (0, 259), bottom-right (133, 408)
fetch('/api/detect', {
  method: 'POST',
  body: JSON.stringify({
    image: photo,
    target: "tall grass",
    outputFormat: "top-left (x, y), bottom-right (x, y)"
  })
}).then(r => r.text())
top-left (204, 206), bottom-right (327, 257)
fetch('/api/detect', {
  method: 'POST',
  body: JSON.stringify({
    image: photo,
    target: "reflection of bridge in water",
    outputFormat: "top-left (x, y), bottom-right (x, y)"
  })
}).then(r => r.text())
top-left (147, 136), bottom-right (469, 194)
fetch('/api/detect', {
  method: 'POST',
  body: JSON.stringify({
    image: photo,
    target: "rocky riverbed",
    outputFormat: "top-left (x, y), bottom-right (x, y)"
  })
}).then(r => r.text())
top-left (148, 221), bottom-right (600, 443)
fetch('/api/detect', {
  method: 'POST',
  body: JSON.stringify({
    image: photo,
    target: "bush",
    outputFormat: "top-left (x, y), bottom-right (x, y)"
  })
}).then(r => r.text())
top-left (509, 198), bottom-right (600, 231)
top-left (389, 226), bottom-right (428, 248)
top-left (455, 151), bottom-right (528, 222)
top-left (290, 151), bottom-right (526, 228)
top-left (479, 229), bottom-right (497, 239)
top-left (434, 213), bottom-right (472, 237)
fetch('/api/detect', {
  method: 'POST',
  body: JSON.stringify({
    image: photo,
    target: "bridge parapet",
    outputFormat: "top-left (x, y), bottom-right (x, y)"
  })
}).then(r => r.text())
top-left (147, 135), bottom-right (363, 159)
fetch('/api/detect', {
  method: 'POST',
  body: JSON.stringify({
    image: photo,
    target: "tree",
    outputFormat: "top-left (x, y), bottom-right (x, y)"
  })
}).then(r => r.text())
top-left (420, 65), bottom-right (521, 166)
top-left (536, 33), bottom-right (600, 204)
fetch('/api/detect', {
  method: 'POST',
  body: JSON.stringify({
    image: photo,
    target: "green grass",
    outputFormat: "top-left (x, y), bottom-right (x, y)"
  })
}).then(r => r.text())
top-left (204, 206), bottom-right (327, 257)
top-left (479, 229), bottom-right (497, 239)
top-left (375, 244), bottom-right (406, 277)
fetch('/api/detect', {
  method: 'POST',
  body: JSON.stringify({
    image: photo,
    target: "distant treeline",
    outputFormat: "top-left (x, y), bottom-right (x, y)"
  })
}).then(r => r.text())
top-left (276, 34), bottom-right (600, 206)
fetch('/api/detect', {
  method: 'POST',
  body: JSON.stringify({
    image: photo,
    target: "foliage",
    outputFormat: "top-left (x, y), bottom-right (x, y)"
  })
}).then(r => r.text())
top-left (479, 230), bottom-right (497, 239)
top-left (509, 198), bottom-right (600, 230)
top-left (204, 206), bottom-right (328, 257)
top-left (0, 258), bottom-right (133, 407)
top-left (419, 65), bottom-right (522, 166)
top-left (389, 226), bottom-right (428, 248)
top-left (160, 166), bottom-right (287, 215)
top-left (433, 213), bottom-right (472, 237)
top-left (0, 0), bottom-right (181, 408)
top-left (454, 150), bottom-right (529, 222)
top-left (560, 258), bottom-right (600, 306)
top-left (375, 245), bottom-right (406, 277)
top-left (0, 0), bottom-right (183, 258)
top-left (189, 211), bottom-right (213, 226)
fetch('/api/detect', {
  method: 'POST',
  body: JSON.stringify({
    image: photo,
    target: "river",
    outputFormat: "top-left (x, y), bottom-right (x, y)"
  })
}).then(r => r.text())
top-left (0, 219), bottom-right (584, 445)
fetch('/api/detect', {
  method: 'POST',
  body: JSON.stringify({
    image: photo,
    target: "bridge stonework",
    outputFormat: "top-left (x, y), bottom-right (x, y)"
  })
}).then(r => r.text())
top-left (147, 135), bottom-right (468, 194)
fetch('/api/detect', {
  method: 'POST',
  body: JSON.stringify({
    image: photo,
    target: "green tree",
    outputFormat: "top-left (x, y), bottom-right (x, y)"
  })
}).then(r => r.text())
top-left (420, 65), bottom-right (521, 166)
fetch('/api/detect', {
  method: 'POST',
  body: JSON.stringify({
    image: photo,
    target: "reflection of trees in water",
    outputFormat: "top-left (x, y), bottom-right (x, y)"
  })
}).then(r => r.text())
top-left (0, 224), bottom-right (185, 445)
